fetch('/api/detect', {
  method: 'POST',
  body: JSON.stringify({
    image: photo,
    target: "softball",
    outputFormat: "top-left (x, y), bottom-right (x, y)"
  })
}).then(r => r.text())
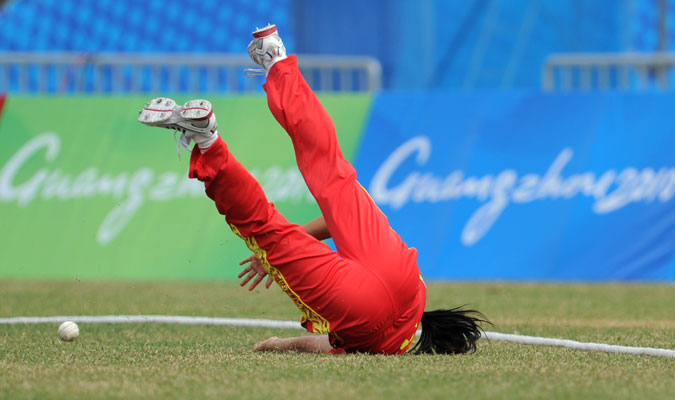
top-left (58, 321), bottom-right (79, 342)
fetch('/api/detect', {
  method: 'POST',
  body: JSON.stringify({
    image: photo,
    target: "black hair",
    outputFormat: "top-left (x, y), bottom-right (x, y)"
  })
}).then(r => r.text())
top-left (410, 307), bottom-right (491, 355)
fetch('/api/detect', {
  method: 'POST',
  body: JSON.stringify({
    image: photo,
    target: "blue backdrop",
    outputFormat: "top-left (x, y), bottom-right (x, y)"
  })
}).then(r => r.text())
top-left (354, 93), bottom-right (675, 281)
top-left (3, 0), bottom-right (672, 91)
top-left (0, 0), bottom-right (292, 53)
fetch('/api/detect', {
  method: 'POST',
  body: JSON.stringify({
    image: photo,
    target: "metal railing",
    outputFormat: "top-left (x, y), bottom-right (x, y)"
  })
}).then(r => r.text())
top-left (0, 52), bottom-right (382, 94)
top-left (542, 52), bottom-right (675, 91)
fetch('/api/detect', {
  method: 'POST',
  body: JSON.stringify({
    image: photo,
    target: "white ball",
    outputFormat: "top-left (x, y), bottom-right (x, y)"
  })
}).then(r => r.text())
top-left (58, 321), bottom-right (79, 342)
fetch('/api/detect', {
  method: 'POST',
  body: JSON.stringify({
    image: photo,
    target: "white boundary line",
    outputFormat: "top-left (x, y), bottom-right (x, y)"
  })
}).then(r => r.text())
top-left (0, 315), bottom-right (306, 330)
top-left (1, 315), bottom-right (673, 358)
top-left (481, 331), bottom-right (675, 358)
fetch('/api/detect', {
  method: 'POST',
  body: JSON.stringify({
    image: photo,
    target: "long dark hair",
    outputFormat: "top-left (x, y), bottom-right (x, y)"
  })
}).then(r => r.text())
top-left (410, 307), bottom-right (491, 355)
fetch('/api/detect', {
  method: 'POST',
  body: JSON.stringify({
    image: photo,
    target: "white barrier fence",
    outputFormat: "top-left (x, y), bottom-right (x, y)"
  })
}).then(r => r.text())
top-left (543, 52), bottom-right (675, 91)
top-left (0, 52), bottom-right (382, 93)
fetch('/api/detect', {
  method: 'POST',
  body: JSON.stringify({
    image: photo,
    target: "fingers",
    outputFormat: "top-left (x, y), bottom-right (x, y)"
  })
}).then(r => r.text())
top-left (239, 268), bottom-right (257, 287)
top-left (239, 265), bottom-right (270, 291)
top-left (239, 254), bottom-right (255, 266)
top-left (248, 274), bottom-right (264, 291)
top-left (237, 265), bottom-right (252, 279)
top-left (238, 254), bottom-right (275, 291)
top-left (254, 336), bottom-right (279, 351)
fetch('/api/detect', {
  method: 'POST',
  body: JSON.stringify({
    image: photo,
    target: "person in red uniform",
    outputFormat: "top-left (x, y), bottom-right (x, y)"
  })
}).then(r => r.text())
top-left (138, 25), bottom-right (488, 355)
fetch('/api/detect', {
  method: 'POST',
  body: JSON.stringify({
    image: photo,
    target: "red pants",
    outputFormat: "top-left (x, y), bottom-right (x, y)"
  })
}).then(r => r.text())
top-left (189, 56), bottom-right (425, 354)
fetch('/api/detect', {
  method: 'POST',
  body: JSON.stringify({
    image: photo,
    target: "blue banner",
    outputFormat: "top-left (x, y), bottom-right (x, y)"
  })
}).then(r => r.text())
top-left (354, 93), bottom-right (675, 281)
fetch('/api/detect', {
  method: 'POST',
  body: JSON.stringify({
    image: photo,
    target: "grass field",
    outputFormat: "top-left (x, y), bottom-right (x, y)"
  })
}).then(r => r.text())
top-left (0, 281), bottom-right (673, 399)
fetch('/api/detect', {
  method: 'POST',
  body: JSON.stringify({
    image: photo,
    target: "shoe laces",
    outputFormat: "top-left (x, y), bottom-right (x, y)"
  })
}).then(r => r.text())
top-left (172, 129), bottom-right (192, 160)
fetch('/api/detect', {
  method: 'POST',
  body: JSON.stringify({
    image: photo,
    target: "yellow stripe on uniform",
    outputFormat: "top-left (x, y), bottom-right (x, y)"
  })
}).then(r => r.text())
top-left (229, 223), bottom-right (331, 334)
top-left (399, 321), bottom-right (420, 351)
top-left (357, 181), bottom-right (387, 217)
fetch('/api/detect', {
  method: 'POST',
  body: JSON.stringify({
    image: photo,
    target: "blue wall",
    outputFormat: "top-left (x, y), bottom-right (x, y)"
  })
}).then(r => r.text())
top-left (0, 0), bottom-right (293, 53)
top-left (293, 0), bottom-right (674, 90)
top-left (3, 0), bottom-right (674, 90)
top-left (354, 92), bottom-right (675, 281)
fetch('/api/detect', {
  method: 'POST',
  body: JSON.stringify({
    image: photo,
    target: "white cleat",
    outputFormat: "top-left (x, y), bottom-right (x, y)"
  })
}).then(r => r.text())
top-left (138, 97), bottom-right (218, 155)
top-left (245, 24), bottom-right (287, 76)
top-left (138, 97), bottom-right (217, 136)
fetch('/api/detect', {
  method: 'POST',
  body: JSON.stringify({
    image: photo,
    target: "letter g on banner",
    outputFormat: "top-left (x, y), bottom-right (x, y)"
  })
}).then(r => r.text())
top-left (370, 136), bottom-right (431, 210)
top-left (0, 132), bottom-right (60, 206)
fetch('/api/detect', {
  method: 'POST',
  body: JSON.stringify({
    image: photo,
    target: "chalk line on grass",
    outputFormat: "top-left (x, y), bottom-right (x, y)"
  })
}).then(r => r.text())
top-left (1, 315), bottom-right (673, 358)
top-left (0, 315), bottom-right (305, 330)
top-left (481, 331), bottom-right (675, 358)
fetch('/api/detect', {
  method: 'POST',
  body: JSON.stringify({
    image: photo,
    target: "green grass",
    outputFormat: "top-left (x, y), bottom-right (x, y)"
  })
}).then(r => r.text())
top-left (0, 281), bottom-right (673, 399)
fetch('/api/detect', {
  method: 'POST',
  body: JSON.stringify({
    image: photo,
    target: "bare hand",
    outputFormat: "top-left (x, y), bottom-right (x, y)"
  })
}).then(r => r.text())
top-left (238, 254), bottom-right (274, 291)
top-left (253, 335), bottom-right (333, 353)
top-left (253, 336), bottom-right (280, 351)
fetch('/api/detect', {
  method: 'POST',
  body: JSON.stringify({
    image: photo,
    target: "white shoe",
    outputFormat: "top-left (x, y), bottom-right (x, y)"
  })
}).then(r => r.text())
top-left (138, 97), bottom-right (218, 153)
top-left (138, 97), bottom-right (216, 134)
top-left (247, 24), bottom-right (287, 74)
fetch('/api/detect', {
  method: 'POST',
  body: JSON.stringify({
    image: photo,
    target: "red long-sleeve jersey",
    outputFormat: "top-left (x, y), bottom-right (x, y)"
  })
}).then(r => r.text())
top-left (189, 56), bottom-right (426, 354)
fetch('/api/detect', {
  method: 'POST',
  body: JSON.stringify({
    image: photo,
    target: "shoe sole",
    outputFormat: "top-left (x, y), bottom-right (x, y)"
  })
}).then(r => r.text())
top-left (138, 97), bottom-right (177, 125)
top-left (181, 99), bottom-right (213, 121)
top-left (253, 24), bottom-right (277, 38)
top-left (138, 98), bottom-right (213, 126)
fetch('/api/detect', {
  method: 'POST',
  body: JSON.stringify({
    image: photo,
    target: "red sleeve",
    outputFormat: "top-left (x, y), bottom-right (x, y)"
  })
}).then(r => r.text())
top-left (187, 139), bottom-right (272, 235)
top-left (328, 332), bottom-right (348, 354)
top-left (329, 347), bottom-right (347, 355)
